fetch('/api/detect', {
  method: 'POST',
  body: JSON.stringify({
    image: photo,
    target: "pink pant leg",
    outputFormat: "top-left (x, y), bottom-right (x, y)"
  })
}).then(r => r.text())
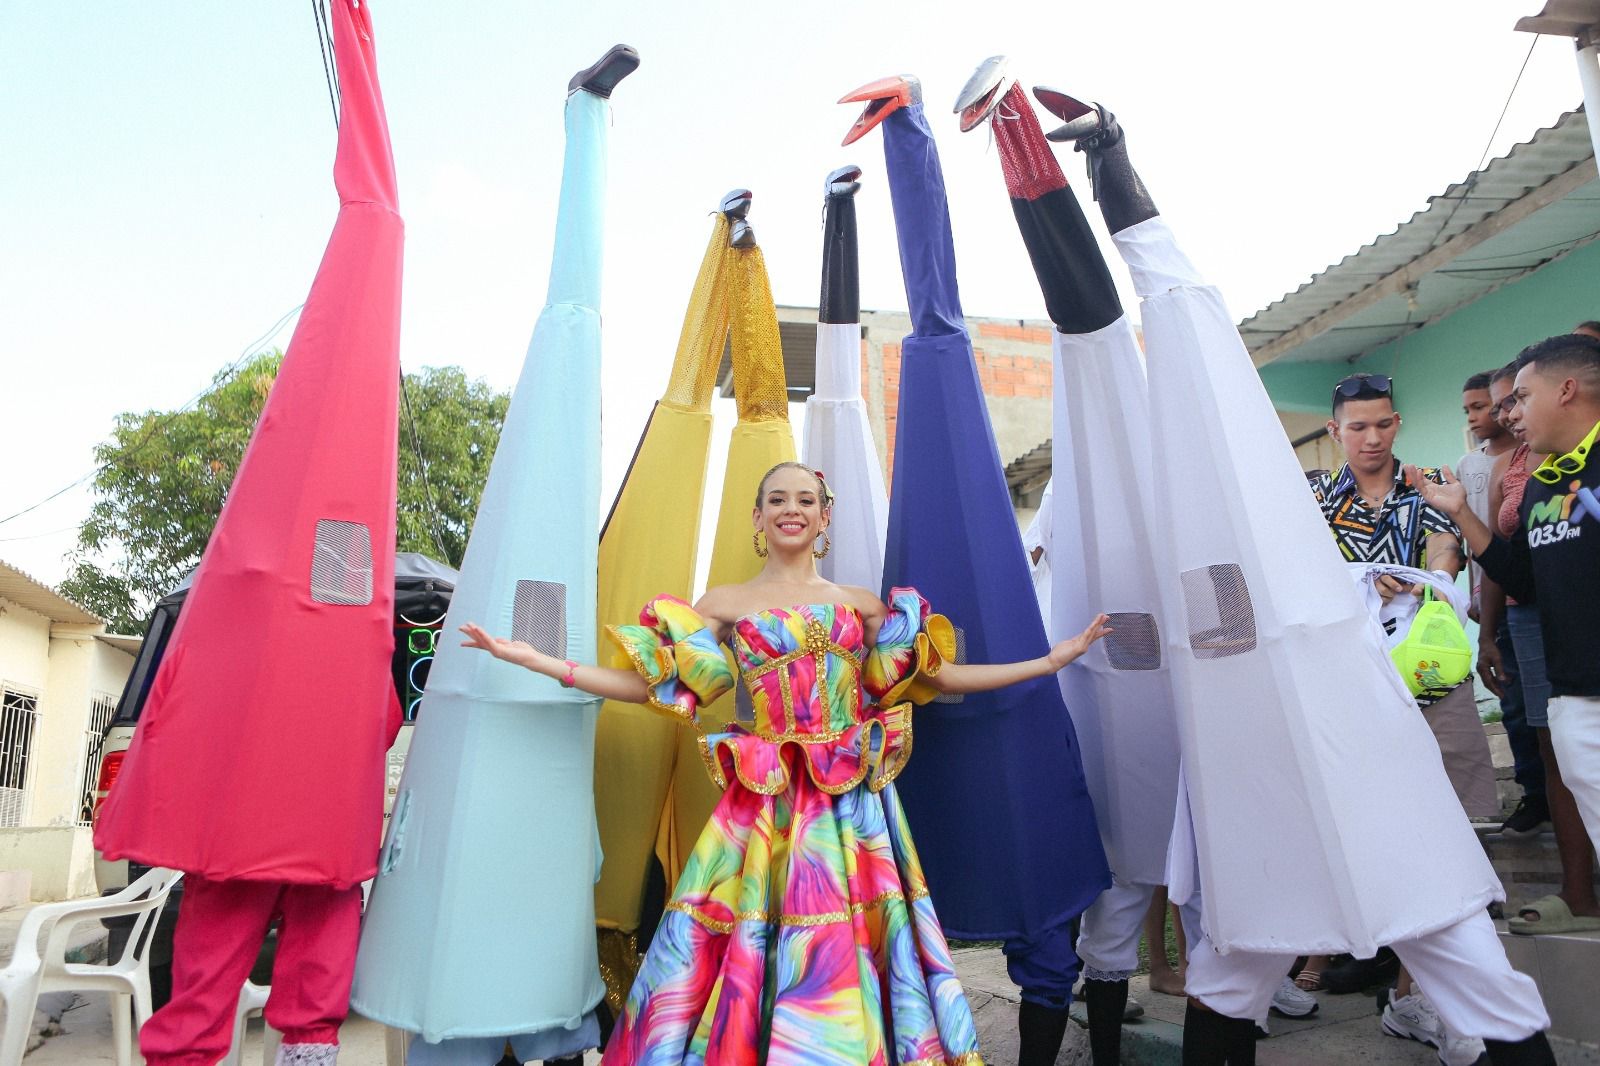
top-left (264, 884), bottom-right (362, 1049)
top-left (141, 877), bottom-right (280, 1066)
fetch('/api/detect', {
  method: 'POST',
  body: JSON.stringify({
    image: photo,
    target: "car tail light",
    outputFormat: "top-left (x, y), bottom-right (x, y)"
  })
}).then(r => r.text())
top-left (92, 750), bottom-right (126, 824)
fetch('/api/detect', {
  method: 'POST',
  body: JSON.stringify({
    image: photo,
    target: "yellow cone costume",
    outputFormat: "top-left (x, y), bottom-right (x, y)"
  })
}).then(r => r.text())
top-left (593, 206), bottom-right (795, 1006)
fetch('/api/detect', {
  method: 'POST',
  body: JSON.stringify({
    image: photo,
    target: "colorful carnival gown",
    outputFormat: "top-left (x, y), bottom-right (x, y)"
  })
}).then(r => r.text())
top-left (601, 589), bottom-right (983, 1066)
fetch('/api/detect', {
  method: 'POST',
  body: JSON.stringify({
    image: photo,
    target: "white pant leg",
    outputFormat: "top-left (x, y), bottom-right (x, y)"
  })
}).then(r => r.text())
top-left (1392, 910), bottom-right (1549, 1042)
top-left (1184, 931), bottom-right (1294, 1025)
top-left (1548, 695), bottom-right (1600, 856)
top-left (1077, 880), bottom-right (1158, 979)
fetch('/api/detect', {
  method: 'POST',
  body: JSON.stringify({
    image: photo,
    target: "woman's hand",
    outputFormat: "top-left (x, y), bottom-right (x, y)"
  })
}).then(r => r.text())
top-left (1047, 614), bottom-right (1113, 670)
top-left (459, 622), bottom-right (544, 671)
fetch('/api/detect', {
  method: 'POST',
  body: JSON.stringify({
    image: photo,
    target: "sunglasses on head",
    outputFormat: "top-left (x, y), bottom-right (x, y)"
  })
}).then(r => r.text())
top-left (1333, 373), bottom-right (1392, 400)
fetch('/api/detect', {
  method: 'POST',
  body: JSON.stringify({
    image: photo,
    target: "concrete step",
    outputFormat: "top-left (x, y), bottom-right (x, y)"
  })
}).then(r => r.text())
top-left (1476, 824), bottom-right (1600, 913)
top-left (1500, 922), bottom-right (1600, 1047)
top-left (953, 945), bottom-right (1600, 1066)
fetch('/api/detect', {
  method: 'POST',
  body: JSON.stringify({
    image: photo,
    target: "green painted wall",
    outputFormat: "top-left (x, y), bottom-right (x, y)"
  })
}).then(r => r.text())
top-left (1259, 236), bottom-right (1600, 471)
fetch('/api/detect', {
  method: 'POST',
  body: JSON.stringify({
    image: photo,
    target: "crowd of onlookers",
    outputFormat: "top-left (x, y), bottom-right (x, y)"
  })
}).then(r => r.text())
top-left (1284, 328), bottom-right (1600, 1061)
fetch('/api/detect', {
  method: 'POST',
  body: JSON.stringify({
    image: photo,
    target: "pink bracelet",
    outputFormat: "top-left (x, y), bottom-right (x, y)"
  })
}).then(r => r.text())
top-left (559, 660), bottom-right (579, 688)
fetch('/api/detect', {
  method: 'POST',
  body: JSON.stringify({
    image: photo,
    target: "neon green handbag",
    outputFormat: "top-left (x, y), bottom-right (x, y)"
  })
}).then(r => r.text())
top-left (1391, 585), bottom-right (1473, 698)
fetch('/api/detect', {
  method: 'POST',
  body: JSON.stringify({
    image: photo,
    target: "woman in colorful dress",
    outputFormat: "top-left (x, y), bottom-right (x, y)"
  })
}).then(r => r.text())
top-left (460, 462), bottom-right (1111, 1066)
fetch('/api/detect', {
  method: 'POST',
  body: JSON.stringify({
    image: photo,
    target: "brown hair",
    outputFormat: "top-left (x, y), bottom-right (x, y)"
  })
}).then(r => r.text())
top-left (754, 461), bottom-right (834, 508)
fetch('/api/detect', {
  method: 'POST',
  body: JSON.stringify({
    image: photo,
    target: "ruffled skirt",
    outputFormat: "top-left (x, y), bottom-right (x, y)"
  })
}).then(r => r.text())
top-left (601, 743), bottom-right (984, 1066)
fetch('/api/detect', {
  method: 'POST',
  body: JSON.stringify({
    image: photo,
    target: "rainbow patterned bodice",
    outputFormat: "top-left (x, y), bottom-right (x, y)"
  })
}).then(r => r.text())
top-left (608, 588), bottom-right (949, 795)
top-left (731, 603), bottom-right (867, 740)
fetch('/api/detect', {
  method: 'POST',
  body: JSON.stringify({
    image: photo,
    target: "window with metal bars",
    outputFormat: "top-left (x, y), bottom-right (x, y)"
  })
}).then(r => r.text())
top-left (76, 692), bottom-right (118, 827)
top-left (0, 687), bottom-right (41, 828)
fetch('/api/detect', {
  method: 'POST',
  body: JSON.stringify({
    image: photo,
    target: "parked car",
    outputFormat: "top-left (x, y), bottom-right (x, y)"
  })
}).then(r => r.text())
top-left (92, 552), bottom-right (457, 1005)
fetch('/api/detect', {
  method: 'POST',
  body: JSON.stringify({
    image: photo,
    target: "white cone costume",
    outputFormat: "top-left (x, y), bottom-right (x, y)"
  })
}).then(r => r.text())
top-left (802, 166), bottom-right (890, 592)
top-left (1035, 91), bottom-right (1552, 1055)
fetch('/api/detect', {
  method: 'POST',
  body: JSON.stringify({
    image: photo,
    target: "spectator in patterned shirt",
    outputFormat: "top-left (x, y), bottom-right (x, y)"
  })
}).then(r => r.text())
top-left (1308, 373), bottom-right (1503, 1042)
top-left (1309, 373), bottom-right (1497, 817)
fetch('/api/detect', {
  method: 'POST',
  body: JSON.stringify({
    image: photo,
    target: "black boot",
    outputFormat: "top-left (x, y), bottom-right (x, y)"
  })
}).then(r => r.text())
top-left (1182, 1000), bottom-right (1258, 1066)
top-left (1484, 1033), bottom-right (1557, 1066)
top-left (1084, 978), bottom-right (1129, 1066)
top-left (1018, 998), bottom-right (1072, 1066)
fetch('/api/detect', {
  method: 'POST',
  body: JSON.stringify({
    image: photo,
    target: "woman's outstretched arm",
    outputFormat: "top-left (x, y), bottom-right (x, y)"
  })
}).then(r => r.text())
top-left (930, 614), bottom-right (1113, 695)
top-left (459, 622), bottom-right (650, 704)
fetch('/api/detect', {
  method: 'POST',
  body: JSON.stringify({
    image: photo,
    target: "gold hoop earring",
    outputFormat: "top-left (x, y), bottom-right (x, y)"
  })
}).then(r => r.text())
top-left (813, 532), bottom-right (831, 560)
top-left (753, 531), bottom-right (768, 558)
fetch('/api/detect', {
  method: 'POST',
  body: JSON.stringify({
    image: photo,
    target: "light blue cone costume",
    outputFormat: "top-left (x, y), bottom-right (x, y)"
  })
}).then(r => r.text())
top-left (352, 51), bottom-right (636, 1061)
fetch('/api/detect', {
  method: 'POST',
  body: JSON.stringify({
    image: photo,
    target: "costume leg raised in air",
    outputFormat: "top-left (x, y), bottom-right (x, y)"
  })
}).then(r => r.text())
top-left (351, 45), bottom-right (639, 1062)
top-left (94, 5), bottom-right (403, 1064)
top-left (956, 58), bottom-right (1186, 1065)
top-left (838, 73), bottom-right (1110, 1060)
top-left (1036, 87), bottom-right (1552, 1063)
top-left (802, 165), bottom-right (891, 592)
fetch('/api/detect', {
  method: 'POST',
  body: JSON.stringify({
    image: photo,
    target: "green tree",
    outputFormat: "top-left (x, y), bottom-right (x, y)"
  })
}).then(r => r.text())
top-left (60, 352), bottom-right (507, 633)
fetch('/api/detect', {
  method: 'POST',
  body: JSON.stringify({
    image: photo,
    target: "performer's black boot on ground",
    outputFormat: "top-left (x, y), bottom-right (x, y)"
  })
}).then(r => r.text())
top-left (1484, 1033), bottom-right (1558, 1066)
top-left (1182, 1000), bottom-right (1258, 1066)
top-left (1084, 978), bottom-right (1129, 1066)
top-left (1018, 999), bottom-right (1072, 1066)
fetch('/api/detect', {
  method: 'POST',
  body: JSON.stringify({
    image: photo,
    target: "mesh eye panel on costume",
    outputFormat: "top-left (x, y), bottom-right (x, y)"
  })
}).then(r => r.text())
top-left (1180, 564), bottom-right (1257, 660)
top-left (311, 520), bottom-right (374, 605)
top-left (1104, 612), bottom-right (1161, 671)
top-left (933, 626), bottom-right (969, 705)
top-left (512, 580), bottom-right (568, 659)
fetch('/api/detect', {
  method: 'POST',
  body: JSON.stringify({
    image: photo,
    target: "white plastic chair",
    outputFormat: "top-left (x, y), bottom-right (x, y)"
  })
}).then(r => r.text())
top-left (0, 866), bottom-right (182, 1066)
top-left (219, 980), bottom-right (281, 1066)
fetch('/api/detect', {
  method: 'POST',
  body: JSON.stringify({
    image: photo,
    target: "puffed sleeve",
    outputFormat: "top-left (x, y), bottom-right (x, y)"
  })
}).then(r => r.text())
top-left (605, 595), bottom-right (736, 725)
top-left (863, 587), bottom-right (957, 707)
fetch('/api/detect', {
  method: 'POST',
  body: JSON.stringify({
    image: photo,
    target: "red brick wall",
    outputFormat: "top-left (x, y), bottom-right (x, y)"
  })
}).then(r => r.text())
top-left (872, 323), bottom-right (1054, 476)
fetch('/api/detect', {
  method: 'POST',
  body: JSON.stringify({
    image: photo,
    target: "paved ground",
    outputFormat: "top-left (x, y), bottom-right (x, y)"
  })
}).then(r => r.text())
top-left (10, 944), bottom-right (1599, 1064)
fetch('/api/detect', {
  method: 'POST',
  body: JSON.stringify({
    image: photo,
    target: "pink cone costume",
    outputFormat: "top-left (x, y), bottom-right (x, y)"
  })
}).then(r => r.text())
top-left (93, 2), bottom-right (404, 1062)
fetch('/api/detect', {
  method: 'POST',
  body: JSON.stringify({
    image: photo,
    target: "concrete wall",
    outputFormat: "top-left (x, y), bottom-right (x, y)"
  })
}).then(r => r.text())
top-left (0, 596), bottom-right (52, 826)
top-left (1259, 237), bottom-right (1600, 472)
top-left (30, 630), bottom-right (131, 828)
top-left (0, 826), bottom-right (97, 900)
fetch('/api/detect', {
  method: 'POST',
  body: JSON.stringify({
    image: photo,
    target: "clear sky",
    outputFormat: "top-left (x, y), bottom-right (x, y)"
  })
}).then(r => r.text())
top-left (0, 0), bottom-right (1584, 591)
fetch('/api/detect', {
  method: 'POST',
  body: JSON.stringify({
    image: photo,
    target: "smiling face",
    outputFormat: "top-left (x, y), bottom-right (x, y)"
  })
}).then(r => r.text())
top-left (1489, 375), bottom-right (1524, 442)
top-left (752, 464), bottom-right (830, 554)
top-left (1328, 396), bottom-right (1401, 476)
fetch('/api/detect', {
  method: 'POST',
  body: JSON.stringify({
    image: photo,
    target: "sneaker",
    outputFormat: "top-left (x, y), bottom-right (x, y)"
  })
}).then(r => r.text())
top-left (1500, 795), bottom-right (1551, 838)
top-left (1382, 990), bottom-right (1444, 1047)
top-left (1271, 977), bottom-right (1319, 1018)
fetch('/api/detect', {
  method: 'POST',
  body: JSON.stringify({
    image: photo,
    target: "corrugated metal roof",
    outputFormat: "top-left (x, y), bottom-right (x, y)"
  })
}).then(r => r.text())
top-left (0, 560), bottom-right (103, 626)
top-left (1241, 109), bottom-right (1600, 366)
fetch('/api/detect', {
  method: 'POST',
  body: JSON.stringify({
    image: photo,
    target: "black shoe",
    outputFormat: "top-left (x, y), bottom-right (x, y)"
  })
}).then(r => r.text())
top-left (1484, 1032), bottom-right (1557, 1066)
top-left (1500, 795), bottom-right (1552, 838)
top-left (1018, 999), bottom-right (1072, 1066)
top-left (1320, 947), bottom-right (1399, 994)
top-left (567, 44), bottom-right (640, 99)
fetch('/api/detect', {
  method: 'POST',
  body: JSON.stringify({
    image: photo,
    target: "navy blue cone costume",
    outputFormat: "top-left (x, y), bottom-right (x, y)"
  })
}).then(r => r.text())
top-left (839, 77), bottom-right (1109, 1007)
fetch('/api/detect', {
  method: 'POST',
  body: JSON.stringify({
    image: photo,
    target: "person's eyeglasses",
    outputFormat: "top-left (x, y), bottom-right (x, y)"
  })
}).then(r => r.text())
top-left (1333, 374), bottom-right (1393, 403)
top-left (1495, 394), bottom-right (1520, 415)
top-left (1530, 420), bottom-right (1599, 485)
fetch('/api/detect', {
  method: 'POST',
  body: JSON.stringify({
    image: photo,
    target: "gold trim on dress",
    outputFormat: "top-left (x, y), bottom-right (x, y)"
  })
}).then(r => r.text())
top-left (603, 623), bottom-right (708, 732)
